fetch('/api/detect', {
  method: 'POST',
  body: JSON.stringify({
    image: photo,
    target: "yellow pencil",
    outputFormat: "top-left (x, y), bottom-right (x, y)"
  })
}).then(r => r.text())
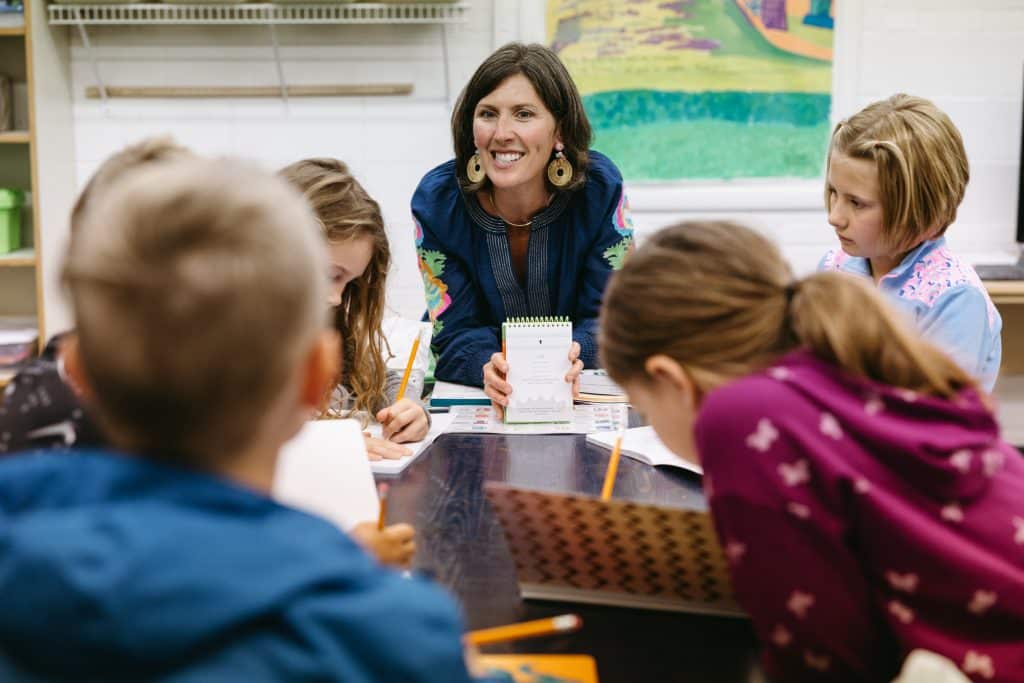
top-left (465, 614), bottom-right (582, 647)
top-left (395, 333), bottom-right (421, 402)
top-left (377, 482), bottom-right (389, 531)
top-left (600, 433), bottom-right (623, 502)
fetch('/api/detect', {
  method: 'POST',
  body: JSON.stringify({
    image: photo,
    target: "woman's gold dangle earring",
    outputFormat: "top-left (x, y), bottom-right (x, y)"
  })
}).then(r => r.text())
top-left (547, 143), bottom-right (573, 187)
top-left (467, 150), bottom-right (486, 183)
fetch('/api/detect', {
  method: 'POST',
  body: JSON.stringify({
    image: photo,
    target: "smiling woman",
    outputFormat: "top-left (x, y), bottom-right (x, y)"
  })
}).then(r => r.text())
top-left (411, 43), bottom-right (633, 404)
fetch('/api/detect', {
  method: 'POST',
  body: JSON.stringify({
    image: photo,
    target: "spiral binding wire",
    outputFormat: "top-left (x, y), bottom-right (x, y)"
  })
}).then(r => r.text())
top-left (503, 316), bottom-right (571, 327)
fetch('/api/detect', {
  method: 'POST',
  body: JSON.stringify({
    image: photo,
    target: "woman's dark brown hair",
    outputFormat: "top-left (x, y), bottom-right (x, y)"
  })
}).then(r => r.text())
top-left (451, 42), bottom-right (592, 195)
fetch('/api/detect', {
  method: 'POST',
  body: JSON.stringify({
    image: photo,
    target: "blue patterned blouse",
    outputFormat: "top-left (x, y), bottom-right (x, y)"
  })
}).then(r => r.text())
top-left (412, 151), bottom-right (634, 387)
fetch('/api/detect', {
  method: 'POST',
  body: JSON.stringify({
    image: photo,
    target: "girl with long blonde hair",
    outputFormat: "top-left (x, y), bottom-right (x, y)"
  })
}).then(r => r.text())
top-left (280, 158), bottom-right (428, 460)
top-left (601, 221), bottom-right (1024, 682)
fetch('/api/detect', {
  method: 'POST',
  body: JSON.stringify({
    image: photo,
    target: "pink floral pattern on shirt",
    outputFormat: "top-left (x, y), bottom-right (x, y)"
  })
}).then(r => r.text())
top-left (820, 249), bottom-right (849, 272)
top-left (895, 244), bottom-right (997, 330)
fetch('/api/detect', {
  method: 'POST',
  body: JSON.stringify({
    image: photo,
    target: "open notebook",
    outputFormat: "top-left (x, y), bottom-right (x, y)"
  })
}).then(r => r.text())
top-left (586, 426), bottom-right (702, 476)
top-left (365, 411), bottom-right (455, 477)
top-left (485, 483), bottom-right (742, 617)
top-left (272, 419), bottom-right (380, 532)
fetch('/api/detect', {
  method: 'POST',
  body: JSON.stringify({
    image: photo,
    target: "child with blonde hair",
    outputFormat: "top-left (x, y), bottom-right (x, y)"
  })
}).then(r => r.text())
top-left (280, 158), bottom-right (428, 460)
top-left (821, 94), bottom-right (1001, 390)
top-left (0, 157), bottom-right (482, 681)
top-left (602, 221), bottom-right (1024, 682)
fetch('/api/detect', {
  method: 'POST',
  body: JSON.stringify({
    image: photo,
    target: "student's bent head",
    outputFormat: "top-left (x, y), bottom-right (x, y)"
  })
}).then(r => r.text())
top-left (600, 221), bottom-right (974, 458)
top-left (278, 157), bottom-right (390, 417)
top-left (62, 157), bottom-right (332, 464)
top-left (825, 94), bottom-right (969, 250)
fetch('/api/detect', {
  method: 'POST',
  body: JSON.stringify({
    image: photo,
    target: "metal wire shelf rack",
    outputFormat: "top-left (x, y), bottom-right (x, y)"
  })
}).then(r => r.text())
top-left (48, 3), bottom-right (469, 25)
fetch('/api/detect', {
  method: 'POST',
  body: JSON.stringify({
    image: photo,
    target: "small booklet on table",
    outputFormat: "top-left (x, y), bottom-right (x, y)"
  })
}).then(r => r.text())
top-left (586, 426), bottom-right (702, 476)
top-left (502, 317), bottom-right (573, 424)
top-left (428, 380), bottom-right (491, 408)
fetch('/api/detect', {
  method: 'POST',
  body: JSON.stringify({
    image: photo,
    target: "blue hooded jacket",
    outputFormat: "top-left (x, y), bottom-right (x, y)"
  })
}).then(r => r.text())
top-left (0, 450), bottom-right (478, 682)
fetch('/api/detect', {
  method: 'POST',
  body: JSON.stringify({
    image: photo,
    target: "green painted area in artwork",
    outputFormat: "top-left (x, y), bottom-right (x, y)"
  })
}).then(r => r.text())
top-left (593, 118), bottom-right (830, 180)
top-left (585, 90), bottom-right (830, 129)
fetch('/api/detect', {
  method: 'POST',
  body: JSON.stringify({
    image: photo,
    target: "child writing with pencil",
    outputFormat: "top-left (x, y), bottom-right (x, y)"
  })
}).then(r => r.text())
top-left (820, 94), bottom-right (1001, 390)
top-left (280, 158), bottom-right (429, 461)
top-left (601, 221), bottom-right (1024, 682)
top-left (0, 156), bottom-right (487, 681)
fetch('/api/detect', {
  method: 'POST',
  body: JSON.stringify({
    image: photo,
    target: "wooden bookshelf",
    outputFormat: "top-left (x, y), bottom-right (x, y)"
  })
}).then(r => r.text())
top-left (0, 130), bottom-right (31, 144)
top-left (984, 281), bottom-right (1024, 306)
top-left (0, 248), bottom-right (35, 267)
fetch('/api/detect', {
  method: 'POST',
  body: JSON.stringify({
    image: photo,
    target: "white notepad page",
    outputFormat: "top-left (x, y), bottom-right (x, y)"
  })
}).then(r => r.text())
top-left (503, 318), bottom-right (573, 424)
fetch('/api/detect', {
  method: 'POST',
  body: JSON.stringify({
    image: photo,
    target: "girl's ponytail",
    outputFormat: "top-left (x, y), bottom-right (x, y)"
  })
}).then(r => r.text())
top-left (788, 272), bottom-right (973, 398)
top-left (601, 221), bottom-right (976, 400)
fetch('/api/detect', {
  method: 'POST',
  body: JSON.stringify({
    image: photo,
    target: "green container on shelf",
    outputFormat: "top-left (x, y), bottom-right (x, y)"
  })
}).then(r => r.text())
top-left (0, 188), bottom-right (25, 255)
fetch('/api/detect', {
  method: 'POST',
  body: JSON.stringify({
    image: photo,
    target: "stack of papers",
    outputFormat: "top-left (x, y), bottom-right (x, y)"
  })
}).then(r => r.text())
top-left (577, 369), bottom-right (628, 404)
top-left (428, 380), bottom-right (490, 408)
top-left (445, 404), bottom-right (627, 435)
top-left (0, 318), bottom-right (38, 384)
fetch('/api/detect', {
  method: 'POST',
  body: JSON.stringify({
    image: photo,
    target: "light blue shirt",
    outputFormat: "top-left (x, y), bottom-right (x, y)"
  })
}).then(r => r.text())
top-left (819, 237), bottom-right (1002, 391)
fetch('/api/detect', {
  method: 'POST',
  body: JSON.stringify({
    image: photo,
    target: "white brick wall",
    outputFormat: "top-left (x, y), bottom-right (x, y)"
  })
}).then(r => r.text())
top-left (56, 0), bottom-right (1024, 334)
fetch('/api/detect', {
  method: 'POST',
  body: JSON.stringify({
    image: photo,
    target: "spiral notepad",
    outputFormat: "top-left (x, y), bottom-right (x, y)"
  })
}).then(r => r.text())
top-left (502, 317), bottom-right (573, 424)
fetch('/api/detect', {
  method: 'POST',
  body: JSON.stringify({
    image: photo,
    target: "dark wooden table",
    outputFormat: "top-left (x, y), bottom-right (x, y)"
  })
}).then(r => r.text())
top-left (385, 430), bottom-right (762, 683)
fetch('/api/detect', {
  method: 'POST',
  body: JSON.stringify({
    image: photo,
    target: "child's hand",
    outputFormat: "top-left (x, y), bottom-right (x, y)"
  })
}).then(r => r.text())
top-left (363, 433), bottom-right (412, 460)
top-left (482, 351), bottom-right (512, 420)
top-left (566, 341), bottom-right (583, 398)
top-left (463, 645), bottom-right (491, 680)
top-left (350, 520), bottom-right (415, 567)
top-left (376, 399), bottom-right (429, 443)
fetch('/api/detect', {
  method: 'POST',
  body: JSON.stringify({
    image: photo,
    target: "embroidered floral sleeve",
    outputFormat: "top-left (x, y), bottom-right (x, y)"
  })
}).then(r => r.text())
top-left (415, 217), bottom-right (452, 339)
top-left (602, 191), bottom-right (635, 270)
top-left (574, 187), bottom-right (635, 367)
top-left (412, 213), bottom-right (500, 387)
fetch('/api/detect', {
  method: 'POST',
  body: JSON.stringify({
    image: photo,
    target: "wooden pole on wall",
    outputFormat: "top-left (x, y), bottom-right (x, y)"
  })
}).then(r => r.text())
top-left (85, 84), bottom-right (414, 99)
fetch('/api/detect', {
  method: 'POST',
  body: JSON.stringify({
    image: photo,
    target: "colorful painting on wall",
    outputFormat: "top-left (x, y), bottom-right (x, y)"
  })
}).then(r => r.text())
top-left (547, 0), bottom-right (835, 180)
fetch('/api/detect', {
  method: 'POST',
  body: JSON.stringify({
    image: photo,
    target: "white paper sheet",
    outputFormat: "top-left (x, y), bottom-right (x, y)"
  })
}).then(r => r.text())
top-left (273, 419), bottom-right (379, 531)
